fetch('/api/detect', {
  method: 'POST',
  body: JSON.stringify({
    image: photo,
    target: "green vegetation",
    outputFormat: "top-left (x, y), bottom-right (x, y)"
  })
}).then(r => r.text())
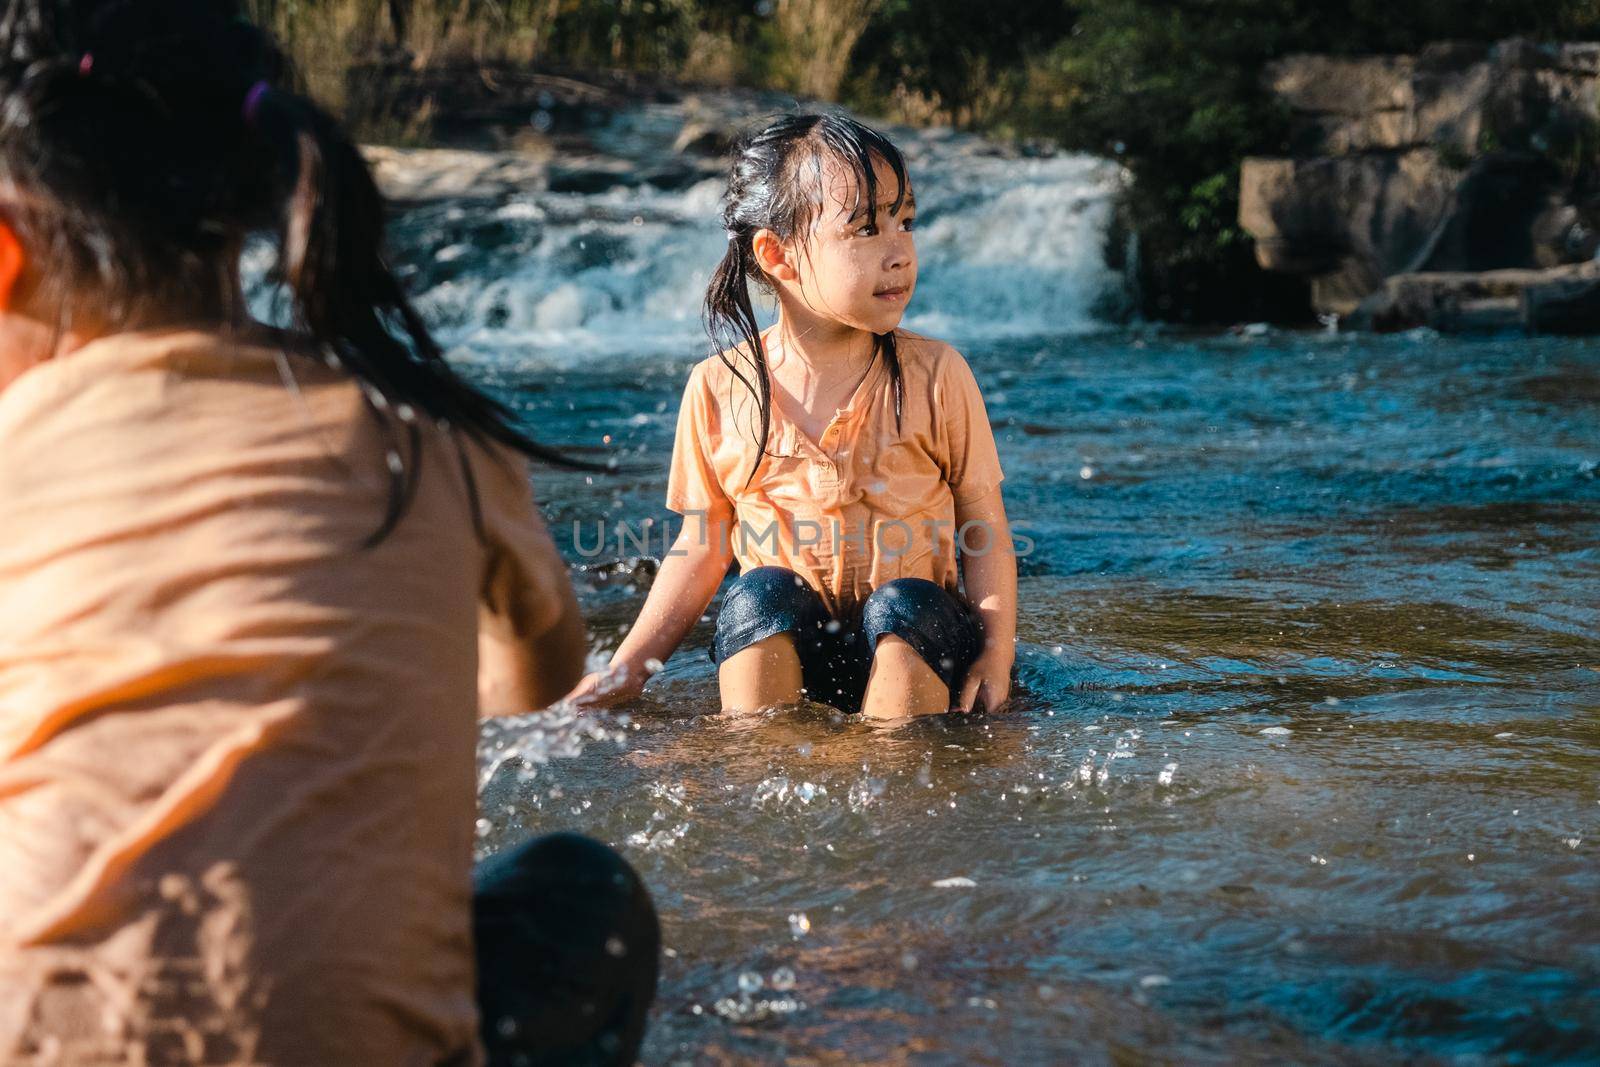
top-left (250, 0), bottom-right (1600, 322)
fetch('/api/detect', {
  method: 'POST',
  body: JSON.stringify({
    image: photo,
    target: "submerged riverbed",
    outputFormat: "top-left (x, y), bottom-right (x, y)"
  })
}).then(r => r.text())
top-left (471, 327), bottom-right (1599, 1064)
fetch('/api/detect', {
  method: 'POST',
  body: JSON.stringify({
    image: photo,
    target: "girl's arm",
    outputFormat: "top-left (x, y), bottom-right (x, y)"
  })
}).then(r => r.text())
top-left (479, 575), bottom-right (588, 716)
top-left (565, 511), bottom-right (734, 707)
top-left (476, 487), bottom-right (590, 717)
top-left (953, 486), bottom-right (1017, 713)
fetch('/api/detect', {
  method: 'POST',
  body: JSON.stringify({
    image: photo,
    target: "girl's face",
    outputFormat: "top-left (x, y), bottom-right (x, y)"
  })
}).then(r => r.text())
top-left (785, 153), bottom-right (917, 336)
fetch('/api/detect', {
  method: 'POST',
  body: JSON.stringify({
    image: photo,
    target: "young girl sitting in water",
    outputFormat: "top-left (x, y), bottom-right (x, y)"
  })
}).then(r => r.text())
top-left (571, 114), bottom-right (1017, 719)
top-left (0, 3), bottom-right (654, 1063)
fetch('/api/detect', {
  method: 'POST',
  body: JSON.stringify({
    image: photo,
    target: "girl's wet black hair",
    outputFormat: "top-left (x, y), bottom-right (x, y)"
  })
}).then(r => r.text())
top-left (0, 0), bottom-right (594, 546)
top-left (705, 112), bottom-right (908, 486)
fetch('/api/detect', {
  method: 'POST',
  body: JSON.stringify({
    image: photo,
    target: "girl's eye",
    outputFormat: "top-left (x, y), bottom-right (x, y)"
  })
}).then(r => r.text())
top-left (902, 217), bottom-right (917, 232)
top-left (855, 223), bottom-right (879, 237)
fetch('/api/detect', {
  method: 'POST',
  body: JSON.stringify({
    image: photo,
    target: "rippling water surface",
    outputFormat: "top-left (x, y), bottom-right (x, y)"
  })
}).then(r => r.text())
top-left (468, 328), bottom-right (1599, 1064)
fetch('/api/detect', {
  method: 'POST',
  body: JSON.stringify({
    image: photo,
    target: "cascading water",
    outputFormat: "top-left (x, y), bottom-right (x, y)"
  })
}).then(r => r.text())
top-left (366, 123), bottom-right (1130, 369)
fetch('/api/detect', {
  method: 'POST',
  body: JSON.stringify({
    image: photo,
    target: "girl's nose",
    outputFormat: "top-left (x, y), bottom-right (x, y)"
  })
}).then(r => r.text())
top-left (884, 235), bottom-right (914, 272)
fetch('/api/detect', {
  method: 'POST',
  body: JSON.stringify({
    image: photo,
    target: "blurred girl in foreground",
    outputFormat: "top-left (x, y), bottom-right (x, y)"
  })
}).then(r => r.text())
top-left (0, 2), bottom-right (654, 1062)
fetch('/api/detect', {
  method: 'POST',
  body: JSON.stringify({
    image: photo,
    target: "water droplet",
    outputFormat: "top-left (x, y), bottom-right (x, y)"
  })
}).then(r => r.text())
top-left (788, 912), bottom-right (811, 937)
top-left (932, 876), bottom-right (976, 888)
top-left (737, 971), bottom-right (763, 994)
top-left (605, 936), bottom-right (627, 957)
top-left (1079, 465), bottom-right (1094, 480)
top-left (770, 967), bottom-right (796, 991)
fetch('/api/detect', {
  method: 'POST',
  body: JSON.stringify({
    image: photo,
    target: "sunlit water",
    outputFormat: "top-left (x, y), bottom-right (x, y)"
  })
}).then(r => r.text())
top-left (359, 127), bottom-right (1600, 1062)
top-left (462, 328), bottom-right (1599, 1065)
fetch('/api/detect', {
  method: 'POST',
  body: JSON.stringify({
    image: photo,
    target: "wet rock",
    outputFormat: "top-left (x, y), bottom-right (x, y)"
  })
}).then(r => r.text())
top-left (639, 159), bottom-right (719, 191)
top-left (672, 119), bottom-right (737, 158)
top-left (1346, 260), bottom-right (1600, 333)
top-left (1523, 261), bottom-right (1600, 334)
top-left (547, 158), bottom-right (640, 194)
top-left (364, 146), bottom-right (552, 202)
top-left (1239, 150), bottom-right (1457, 296)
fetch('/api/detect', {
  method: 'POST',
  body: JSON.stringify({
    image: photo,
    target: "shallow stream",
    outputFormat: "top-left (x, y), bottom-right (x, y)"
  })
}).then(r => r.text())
top-left (372, 124), bottom-right (1599, 1062)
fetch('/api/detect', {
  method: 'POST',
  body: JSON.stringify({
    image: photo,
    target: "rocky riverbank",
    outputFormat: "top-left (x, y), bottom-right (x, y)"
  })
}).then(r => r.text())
top-left (361, 64), bottom-right (1060, 205)
top-left (1239, 38), bottom-right (1600, 334)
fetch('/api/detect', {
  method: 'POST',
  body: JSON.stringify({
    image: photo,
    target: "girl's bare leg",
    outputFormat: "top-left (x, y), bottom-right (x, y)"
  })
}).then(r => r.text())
top-left (718, 633), bottom-right (804, 711)
top-left (859, 635), bottom-right (949, 720)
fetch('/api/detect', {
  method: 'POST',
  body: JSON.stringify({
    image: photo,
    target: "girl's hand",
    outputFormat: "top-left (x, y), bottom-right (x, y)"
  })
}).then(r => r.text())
top-left (565, 660), bottom-right (651, 710)
top-left (953, 648), bottom-right (1013, 714)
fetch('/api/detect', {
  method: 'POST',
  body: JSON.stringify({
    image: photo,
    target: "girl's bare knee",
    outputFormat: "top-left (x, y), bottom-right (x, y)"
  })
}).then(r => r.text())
top-left (872, 634), bottom-right (931, 672)
top-left (718, 632), bottom-right (803, 711)
top-left (725, 631), bottom-right (799, 663)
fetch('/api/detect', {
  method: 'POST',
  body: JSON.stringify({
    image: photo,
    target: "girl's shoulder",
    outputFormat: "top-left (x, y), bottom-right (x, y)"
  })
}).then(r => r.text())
top-left (891, 329), bottom-right (980, 393)
top-left (684, 349), bottom-right (742, 404)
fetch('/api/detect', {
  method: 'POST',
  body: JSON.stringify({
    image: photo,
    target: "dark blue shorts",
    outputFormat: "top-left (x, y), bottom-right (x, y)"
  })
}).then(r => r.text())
top-left (712, 566), bottom-right (985, 713)
top-left (474, 833), bottom-right (659, 1066)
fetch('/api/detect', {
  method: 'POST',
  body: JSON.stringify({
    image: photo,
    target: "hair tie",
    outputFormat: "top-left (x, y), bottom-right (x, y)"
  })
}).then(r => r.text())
top-left (77, 53), bottom-right (93, 77)
top-left (241, 80), bottom-right (271, 125)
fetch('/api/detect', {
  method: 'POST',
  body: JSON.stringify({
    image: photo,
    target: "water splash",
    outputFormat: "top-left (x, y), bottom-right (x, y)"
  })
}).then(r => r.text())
top-left (476, 705), bottom-right (631, 793)
top-left (752, 776), bottom-right (829, 810)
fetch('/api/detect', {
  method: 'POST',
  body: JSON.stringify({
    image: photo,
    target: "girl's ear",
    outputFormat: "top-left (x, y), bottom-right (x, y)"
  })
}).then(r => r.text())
top-left (751, 228), bottom-right (798, 283)
top-left (0, 222), bottom-right (23, 312)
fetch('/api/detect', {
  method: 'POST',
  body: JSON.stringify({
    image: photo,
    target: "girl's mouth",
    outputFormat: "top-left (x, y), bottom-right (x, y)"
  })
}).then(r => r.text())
top-left (874, 285), bottom-right (910, 301)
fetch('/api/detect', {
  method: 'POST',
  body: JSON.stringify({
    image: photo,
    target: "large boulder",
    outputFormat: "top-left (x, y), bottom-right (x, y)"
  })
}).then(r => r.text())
top-left (1239, 149), bottom-right (1460, 313)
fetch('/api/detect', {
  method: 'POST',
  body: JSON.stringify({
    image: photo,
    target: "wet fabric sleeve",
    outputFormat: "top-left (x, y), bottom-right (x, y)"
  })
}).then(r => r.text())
top-left (474, 442), bottom-right (569, 641)
top-left (935, 350), bottom-right (1006, 506)
top-left (664, 363), bottom-right (734, 520)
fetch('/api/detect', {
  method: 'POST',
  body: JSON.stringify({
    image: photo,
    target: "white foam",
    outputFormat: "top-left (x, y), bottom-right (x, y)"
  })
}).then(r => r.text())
top-left (246, 145), bottom-right (1130, 372)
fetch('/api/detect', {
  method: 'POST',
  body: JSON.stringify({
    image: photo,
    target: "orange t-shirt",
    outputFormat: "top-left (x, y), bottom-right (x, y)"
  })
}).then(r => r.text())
top-left (666, 330), bottom-right (1005, 616)
top-left (0, 330), bottom-right (566, 1065)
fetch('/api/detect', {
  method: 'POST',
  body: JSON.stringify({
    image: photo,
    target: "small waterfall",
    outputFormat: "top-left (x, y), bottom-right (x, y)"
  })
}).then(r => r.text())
top-left (252, 113), bottom-right (1130, 370)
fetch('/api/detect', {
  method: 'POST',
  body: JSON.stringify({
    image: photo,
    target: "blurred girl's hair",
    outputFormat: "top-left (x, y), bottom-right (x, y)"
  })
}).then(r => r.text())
top-left (0, 0), bottom-right (588, 544)
top-left (704, 112), bottom-right (908, 485)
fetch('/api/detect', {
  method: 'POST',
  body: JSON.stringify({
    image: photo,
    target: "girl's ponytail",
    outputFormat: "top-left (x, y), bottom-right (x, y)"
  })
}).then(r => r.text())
top-left (704, 232), bottom-right (772, 488)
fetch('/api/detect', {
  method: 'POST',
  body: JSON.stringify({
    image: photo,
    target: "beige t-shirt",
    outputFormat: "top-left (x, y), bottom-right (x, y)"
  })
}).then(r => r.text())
top-left (666, 330), bottom-right (1005, 616)
top-left (0, 330), bottom-right (565, 1065)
